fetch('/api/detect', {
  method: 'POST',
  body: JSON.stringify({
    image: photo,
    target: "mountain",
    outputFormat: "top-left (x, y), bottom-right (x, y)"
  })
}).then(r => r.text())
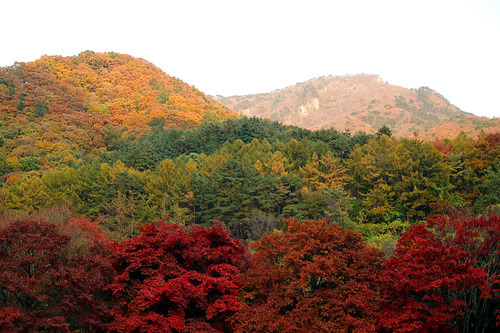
top-left (0, 51), bottom-right (238, 157)
top-left (216, 74), bottom-right (499, 139)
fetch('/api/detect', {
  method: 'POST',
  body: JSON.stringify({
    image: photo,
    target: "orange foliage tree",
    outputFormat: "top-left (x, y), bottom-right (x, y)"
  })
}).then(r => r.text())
top-left (233, 218), bottom-right (384, 332)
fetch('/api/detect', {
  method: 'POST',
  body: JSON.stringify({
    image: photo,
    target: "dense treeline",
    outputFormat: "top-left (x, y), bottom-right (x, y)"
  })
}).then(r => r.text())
top-left (1, 208), bottom-right (498, 332)
top-left (1, 117), bottom-right (499, 249)
top-left (100, 116), bottom-right (370, 165)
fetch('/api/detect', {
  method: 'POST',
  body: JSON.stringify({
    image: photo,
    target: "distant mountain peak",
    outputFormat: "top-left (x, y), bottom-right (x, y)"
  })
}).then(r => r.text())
top-left (217, 74), bottom-right (499, 139)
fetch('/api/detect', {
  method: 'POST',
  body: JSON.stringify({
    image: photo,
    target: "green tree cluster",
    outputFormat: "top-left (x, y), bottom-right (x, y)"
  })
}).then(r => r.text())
top-left (0, 117), bottom-right (498, 249)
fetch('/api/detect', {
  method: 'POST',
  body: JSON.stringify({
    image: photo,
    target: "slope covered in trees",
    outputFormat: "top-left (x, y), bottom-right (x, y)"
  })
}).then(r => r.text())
top-left (1, 52), bottom-right (499, 331)
top-left (1, 114), bottom-right (499, 246)
top-left (0, 51), bottom-right (237, 171)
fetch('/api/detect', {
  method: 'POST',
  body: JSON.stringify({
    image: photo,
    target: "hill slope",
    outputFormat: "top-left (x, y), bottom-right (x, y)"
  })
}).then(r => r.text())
top-left (0, 51), bottom-right (238, 160)
top-left (217, 74), bottom-right (499, 138)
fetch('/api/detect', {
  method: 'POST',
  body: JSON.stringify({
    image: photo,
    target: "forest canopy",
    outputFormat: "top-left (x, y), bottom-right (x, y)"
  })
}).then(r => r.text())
top-left (1, 52), bottom-right (499, 332)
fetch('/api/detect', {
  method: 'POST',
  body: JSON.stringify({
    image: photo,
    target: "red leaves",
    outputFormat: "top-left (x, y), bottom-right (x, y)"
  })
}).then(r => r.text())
top-left (378, 212), bottom-right (500, 332)
top-left (0, 307), bottom-right (21, 331)
top-left (107, 219), bottom-right (250, 332)
top-left (0, 209), bottom-right (114, 332)
top-left (233, 218), bottom-right (384, 333)
top-left (2, 208), bottom-right (498, 331)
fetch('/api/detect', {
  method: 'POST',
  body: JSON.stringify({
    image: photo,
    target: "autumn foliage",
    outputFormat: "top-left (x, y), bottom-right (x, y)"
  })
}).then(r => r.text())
top-left (0, 51), bottom-right (237, 161)
top-left (378, 212), bottom-right (500, 332)
top-left (107, 219), bottom-right (250, 332)
top-left (2, 52), bottom-right (236, 129)
top-left (1, 206), bottom-right (500, 332)
top-left (0, 207), bottom-right (114, 332)
top-left (1, 51), bottom-right (500, 332)
top-left (233, 218), bottom-right (384, 332)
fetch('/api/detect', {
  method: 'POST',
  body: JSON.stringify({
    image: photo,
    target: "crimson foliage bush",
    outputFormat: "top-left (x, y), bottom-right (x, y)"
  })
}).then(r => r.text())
top-left (378, 212), bottom-right (500, 332)
top-left (0, 207), bottom-right (114, 332)
top-left (107, 219), bottom-right (250, 332)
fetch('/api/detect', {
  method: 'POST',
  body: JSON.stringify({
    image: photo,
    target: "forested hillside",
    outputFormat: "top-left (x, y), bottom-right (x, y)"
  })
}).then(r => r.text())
top-left (0, 52), bottom-right (499, 332)
top-left (0, 51), bottom-right (237, 169)
top-left (1, 115), bottom-right (498, 247)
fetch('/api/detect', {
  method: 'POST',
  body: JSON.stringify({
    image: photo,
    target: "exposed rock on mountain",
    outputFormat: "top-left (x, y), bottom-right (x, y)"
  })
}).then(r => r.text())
top-left (217, 74), bottom-right (499, 138)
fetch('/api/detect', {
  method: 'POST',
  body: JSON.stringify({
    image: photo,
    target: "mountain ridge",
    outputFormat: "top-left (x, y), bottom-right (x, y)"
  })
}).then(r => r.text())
top-left (216, 74), bottom-right (499, 139)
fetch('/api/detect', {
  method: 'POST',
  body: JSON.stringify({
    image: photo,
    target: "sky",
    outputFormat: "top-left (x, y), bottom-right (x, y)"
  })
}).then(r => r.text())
top-left (1, 0), bottom-right (499, 118)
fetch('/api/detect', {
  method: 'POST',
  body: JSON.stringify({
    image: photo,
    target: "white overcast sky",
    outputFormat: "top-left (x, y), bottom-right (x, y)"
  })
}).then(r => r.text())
top-left (1, 0), bottom-right (499, 118)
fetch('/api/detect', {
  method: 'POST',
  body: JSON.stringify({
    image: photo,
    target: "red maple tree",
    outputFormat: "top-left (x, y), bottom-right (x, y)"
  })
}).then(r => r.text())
top-left (233, 218), bottom-right (384, 332)
top-left (378, 212), bottom-right (500, 332)
top-left (0, 207), bottom-right (114, 332)
top-left (107, 219), bottom-right (250, 332)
